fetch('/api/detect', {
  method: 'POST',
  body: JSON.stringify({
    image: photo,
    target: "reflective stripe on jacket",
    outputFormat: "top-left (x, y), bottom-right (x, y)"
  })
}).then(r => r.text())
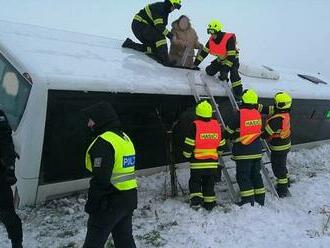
top-left (86, 131), bottom-right (137, 191)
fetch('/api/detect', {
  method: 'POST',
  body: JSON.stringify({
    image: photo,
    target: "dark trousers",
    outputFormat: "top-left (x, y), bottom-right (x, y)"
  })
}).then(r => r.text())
top-left (206, 58), bottom-right (243, 97)
top-left (0, 182), bottom-right (23, 247)
top-left (236, 159), bottom-right (265, 205)
top-left (271, 151), bottom-right (289, 196)
top-left (83, 208), bottom-right (136, 248)
top-left (189, 169), bottom-right (216, 209)
top-left (130, 21), bottom-right (170, 64)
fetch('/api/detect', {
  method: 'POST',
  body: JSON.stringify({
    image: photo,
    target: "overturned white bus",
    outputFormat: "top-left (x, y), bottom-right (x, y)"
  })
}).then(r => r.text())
top-left (1, 20), bottom-right (330, 206)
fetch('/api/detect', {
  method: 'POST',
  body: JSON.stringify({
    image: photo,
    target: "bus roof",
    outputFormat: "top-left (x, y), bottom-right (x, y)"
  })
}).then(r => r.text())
top-left (0, 20), bottom-right (329, 100)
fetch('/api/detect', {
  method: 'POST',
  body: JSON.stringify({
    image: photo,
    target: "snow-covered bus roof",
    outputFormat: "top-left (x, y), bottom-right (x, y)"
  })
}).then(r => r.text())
top-left (0, 20), bottom-right (329, 100)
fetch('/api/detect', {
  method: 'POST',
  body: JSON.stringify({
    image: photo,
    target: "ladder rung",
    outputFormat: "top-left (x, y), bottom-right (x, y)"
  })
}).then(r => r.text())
top-left (199, 96), bottom-right (211, 100)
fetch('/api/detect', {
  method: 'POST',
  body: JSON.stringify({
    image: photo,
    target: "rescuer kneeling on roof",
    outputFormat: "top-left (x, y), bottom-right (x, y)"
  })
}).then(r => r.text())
top-left (262, 92), bottom-right (292, 198)
top-left (0, 109), bottom-right (23, 248)
top-left (122, 0), bottom-right (182, 67)
top-left (225, 90), bottom-right (266, 206)
top-left (183, 100), bottom-right (226, 210)
top-left (194, 20), bottom-right (243, 99)
top-left (82, 102), bottom-right (138, 248)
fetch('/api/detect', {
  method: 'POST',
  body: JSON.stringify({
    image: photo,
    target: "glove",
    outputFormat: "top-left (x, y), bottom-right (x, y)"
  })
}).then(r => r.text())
top-left (5, 166), bottom-right (17, 186)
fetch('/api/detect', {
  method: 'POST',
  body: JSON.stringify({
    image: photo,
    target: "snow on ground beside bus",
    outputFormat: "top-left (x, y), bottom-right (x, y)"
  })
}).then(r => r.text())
top-left (0, 0), bottom-right (330, 80)
top-left (1, 144), bottom-right (330, 248)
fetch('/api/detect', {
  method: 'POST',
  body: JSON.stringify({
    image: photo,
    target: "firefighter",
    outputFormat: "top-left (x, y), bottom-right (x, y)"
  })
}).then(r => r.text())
top-left (193, 20), bottom-right (243, 98)
top-left (122, 0), bottom-right (182, 66)
top-left (263, 92), bottom-right (292, 197)
top-left (183, 100), bottom-right (226, 210)
top-left (225, 90), bottom-right (265, 206)
top-left (0, 110), bottom-right (23, 248)
top-left (82, 102), bottom-right (137, 248)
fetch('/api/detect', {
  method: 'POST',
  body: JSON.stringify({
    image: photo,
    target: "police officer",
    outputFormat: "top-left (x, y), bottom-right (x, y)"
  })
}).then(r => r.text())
top-left (122, 0), bottom-right (181, 66)
top-left (263, 92), bottom-right (292, 197)
top-left (194, 20), bottom-right (243, 98)
top-left (0, 110), bottom-right (23, 248)
top-left (225, 90), bottom-right (265, 206)
top-left (183, 101), bottom-right (226, 210)
top-left (82, 102), bottom-right (137, 248)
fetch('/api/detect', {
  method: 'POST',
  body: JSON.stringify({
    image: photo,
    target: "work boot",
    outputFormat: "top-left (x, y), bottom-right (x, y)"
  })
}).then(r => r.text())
top-left (122, 38), bottom-right (146, 52)
top-left (255, 194), bottom-right (265, 206)
top-left (155, 46), bottom-right (176, 67)
top-left (276, 184), bottom-right (288, 198)
top-left (190, 196), bottom-right (203, 210)
top-left (236, 196), bottom-right (254, 207)
top-left (12, 241), bottom-right (23, 248)
top-left (203, 201), bottom-right (216, 211)
top-left (232, 85), bottom-right (243, 100)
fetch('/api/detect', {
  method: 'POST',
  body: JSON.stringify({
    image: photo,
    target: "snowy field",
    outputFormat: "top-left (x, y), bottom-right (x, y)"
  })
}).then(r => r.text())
top-left (1, 144), bottom-right (330, 248)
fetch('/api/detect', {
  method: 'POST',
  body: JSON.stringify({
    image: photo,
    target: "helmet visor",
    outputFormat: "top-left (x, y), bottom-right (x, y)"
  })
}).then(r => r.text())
top-left (207, 28), bottom-right (216, 34)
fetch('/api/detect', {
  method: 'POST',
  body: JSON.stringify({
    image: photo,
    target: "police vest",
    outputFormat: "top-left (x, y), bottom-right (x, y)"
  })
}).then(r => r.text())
top-left (85, 131), bottom-right (137, 191)
top-left (267, 113), bottom-right (291, 140)
top-left (237, 109), bottom-right (262, 145)
top-left (193, 119), bottom-right (221, 160)
top-left (209, 33), bottom-right (235, 57)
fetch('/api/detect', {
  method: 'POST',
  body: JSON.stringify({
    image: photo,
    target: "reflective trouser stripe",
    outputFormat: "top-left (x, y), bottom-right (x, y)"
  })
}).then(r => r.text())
top-left (134, 15), bottom-right (148, 24)
top-left (232, 154), bottom-right (263, 160)
top-left (269, 143), bottom-right (291, 151)
top-left (277, 178), bottom-right (289, 184)
top-left (154, 18), bottom-right (163, 25)
top-left (254, 187), bottom-right (266, 195)
top-left (156, 39), bottom-right (167, 48)
top-left (190, 162), bottom-right (218, 169)
top-left (240, 189), bottom-right (255, 197)
top-left (223, 59), bottom-right (233, 67)
top-left (190, 192), bottom-right (203, 199)
top-left (204, 196), bottom-right (216, 203)
top-left (111, 173), bottom-right (136, 184)
top-left (232, 80), bottom-right (242, 88)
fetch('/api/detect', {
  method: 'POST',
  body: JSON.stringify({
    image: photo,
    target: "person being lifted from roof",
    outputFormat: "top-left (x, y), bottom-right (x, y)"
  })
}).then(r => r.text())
top-left (194, 20), bottom-right (243, 99)
top-left (169, 15), bottom-right (203, 68)
top-left (122, 0), bottom-right (182, 67)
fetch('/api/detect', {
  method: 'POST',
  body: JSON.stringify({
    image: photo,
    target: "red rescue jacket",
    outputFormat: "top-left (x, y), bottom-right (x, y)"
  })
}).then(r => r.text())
top-left (239, 109), bottom-right (262, 145)
top-left (193, 119), bottom-right (221, 160)
top-left (209, 33), bottom-right (235, 57)
top-left (267, 113), bottom-right (291, 140)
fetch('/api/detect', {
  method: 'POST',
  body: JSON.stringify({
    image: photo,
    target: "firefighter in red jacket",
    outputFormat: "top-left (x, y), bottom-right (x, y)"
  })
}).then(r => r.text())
top-left (183, 100), bottom-right (226, 210)
top-left (194, 20), bottom-right (243, 98)
top-left (225, 89), bottom-right (265, 206)
top-left (262, 92), bottom-right (292, 197)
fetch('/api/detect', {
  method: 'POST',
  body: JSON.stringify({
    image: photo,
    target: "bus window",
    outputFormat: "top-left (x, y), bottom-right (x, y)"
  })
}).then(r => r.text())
top-left (0, 55), bottom-right (32, 130)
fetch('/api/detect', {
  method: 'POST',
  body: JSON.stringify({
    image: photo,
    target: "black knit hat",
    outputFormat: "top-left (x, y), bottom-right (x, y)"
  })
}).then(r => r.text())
top-left (82, 102), bottom-right (121, 131)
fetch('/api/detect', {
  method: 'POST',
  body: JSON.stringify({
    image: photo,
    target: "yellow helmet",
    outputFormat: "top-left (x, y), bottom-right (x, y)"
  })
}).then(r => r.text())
top-left (207, 19), bottom-right (223, 34)
top-left (274, 92), bottom-right (292, 109)
top-left (196, 100), bottom-right (213, 118)
top-left (169, 0), bottom-right (182, 9)
top-left (241, 89), bottom-right (258, 105)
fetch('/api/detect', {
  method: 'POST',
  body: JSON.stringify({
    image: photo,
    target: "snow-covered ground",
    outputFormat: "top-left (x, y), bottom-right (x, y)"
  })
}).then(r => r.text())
top-left (1, 144), bottom-right (330, 248)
